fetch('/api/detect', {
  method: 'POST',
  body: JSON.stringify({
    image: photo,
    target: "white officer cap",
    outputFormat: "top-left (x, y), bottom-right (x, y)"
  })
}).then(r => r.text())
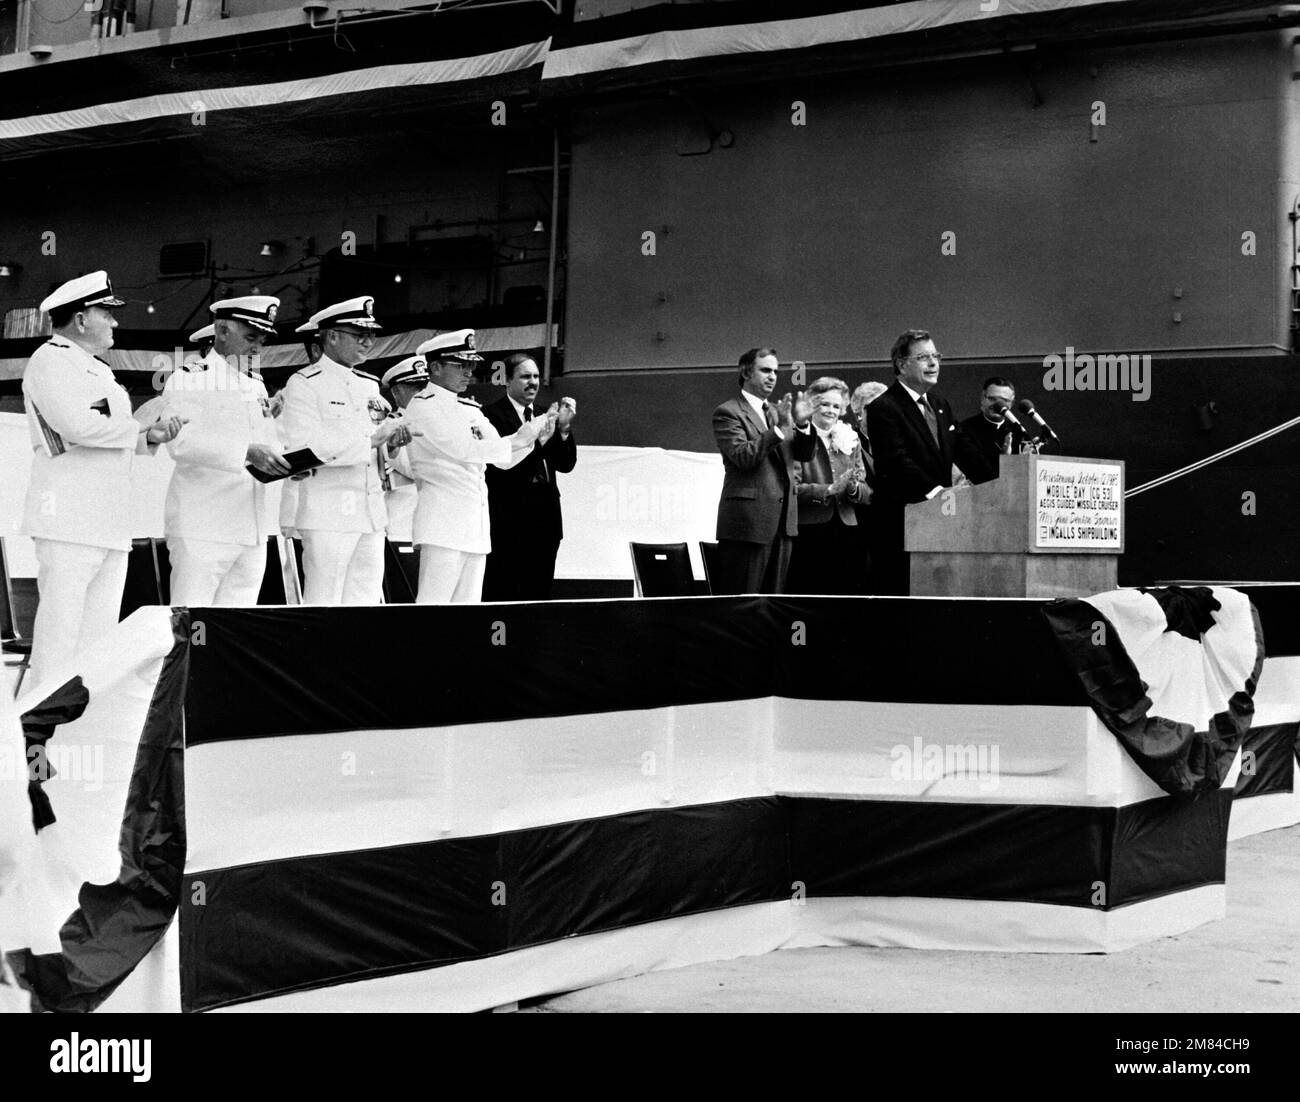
top-left (303, 296), bottom-right (382, 332)
top-left (381, 356), bottom-right (429, 390)
top-left (40, 270), bottom-right (125, 315)
top-left (417, 328), bottom-right (483, 364)
top-left (188, 323), bottom-right (215, 344)
top-left (211, 295), bottom-right (280, 334)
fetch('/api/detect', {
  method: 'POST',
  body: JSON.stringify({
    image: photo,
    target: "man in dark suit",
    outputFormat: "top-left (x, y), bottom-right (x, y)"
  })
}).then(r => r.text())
top-left (959, 376), bottom-right (1057, 483)
top-left (712, 347), bottom-right (816, 595)
top-left (958, 375), bottom-right (1022, 482)
top-left (482, 353), bottom-right (577, 601)
top-left (866, 329), bottom-right (993, 595)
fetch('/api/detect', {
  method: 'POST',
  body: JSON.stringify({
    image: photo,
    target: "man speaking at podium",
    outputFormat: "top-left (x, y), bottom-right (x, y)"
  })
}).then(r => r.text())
top-left (866, 329), bottom-right (992, 595)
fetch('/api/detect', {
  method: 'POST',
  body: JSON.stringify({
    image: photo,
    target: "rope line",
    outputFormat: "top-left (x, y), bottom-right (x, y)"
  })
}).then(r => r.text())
top-left (1125, 414), bottom-right (1300, 498)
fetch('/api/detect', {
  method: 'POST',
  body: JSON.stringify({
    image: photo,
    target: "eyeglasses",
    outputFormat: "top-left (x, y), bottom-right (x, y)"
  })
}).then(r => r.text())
top-left (907, 353), bottom-right (942, 365)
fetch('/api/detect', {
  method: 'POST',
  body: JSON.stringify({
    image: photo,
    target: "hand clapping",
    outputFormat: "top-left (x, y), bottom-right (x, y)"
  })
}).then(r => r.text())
top-left (145, 415), bottom-right (187, 444)
top-left (555, 397), bottom-right (576, 432)
top-left (773, 391), bottom-right (811, 433)
top-left (535, 403), bottom-right (560, 445)
top-left (384, 422), bottom-right (422, 455)
top-left (828, 469), bottom-right (853, 497)
top-left (791, 390), bottom-right (812, 429)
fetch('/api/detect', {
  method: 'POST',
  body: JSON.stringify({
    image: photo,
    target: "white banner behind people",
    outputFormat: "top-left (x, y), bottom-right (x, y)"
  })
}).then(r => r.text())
top-left (556, 446), bottom-right (724, 581)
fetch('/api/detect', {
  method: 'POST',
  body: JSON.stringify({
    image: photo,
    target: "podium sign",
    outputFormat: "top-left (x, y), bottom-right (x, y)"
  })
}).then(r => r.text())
top-left (904, 454), bottom-right (1125, 598)
top-left (1034, 457), bottom-right (1123, 550)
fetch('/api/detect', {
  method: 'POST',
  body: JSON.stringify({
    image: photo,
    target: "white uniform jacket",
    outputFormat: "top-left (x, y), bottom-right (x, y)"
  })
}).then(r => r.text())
top-left (402, 385), bottom-right (528, 553)
top-left (21, 335), bottom-right (155, 551)
top-left (381, 410), bottom-right (418, 543)
top-left (162, 349), bottom-right (280, 546)
top-left (277, 356), bottom-right (390, 534)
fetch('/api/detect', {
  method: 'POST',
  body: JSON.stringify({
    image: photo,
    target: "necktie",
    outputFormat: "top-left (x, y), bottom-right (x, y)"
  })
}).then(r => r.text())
top-left (919, 397), bottom-right (940, 447)
top-left (524, 405), bottom-right (548, 483)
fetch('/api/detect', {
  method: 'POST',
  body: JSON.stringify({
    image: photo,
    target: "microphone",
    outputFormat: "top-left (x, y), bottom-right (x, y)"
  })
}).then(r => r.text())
top-left (1016, 399), bottom-right (1059, 444)
top-left (994, 406), bottom-right (1022, 453)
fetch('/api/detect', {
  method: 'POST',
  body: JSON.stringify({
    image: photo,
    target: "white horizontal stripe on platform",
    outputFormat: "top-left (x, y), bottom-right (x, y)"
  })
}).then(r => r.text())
top-left (1230, 761), bottom-right (1300, 841)
top-left (183, 697), bottom-right (1168, 873)
top-left (1251, 655), bottom-right (1300, 727)
top-left (1231, 654), bottom-right (1300, 836)
top-left (0, 42), bottom-right (551, 142)
top-left (541, 0), bottom-right (1130, 82)
top-left (770, 697), bottom-right (1166, 806)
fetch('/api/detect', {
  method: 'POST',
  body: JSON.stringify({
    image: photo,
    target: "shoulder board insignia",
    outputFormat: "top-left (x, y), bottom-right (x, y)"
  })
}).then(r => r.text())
top-left (182, 360), bottom-right (207, 372)
top-left (412, 392), bottom-right (434, 401)
top-left (301, 368), bottom-right (322, 379)
top-left (457, 397), bottom-right (481, 407)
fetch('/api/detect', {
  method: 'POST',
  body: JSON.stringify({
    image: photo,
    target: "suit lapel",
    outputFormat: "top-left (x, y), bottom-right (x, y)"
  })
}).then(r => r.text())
top-left (932, 395), bottom-right (954, 465)
top-left (739, 395), bottom-right (767, 438)
top-left (501, 399), bottom-right (523, 433)
top-left (857, 431), bottom-right (876, 480)
top-left (499, 398), bottom-right (546, 471)
top-left (813, 434), bottom-right (833, 482)
top-left (894, 383), bottom-right (941, 459)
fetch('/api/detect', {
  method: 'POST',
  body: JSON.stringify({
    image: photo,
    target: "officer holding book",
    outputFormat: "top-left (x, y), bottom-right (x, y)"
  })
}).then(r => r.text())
top-left (276, 296), bottom-right (410, 604)
top-left (161, 295), bottom-right (287, 605)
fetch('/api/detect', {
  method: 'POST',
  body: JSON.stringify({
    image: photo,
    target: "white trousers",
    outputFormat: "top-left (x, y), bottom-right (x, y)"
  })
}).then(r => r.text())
top-left (416, 545), bottom-right (486, 604)
top-left (301, 529), bottom-right (385, 605)
top-left (28, 538), bottom-right (128, 690)
top-left (167, 537), bottom-right (266, 607)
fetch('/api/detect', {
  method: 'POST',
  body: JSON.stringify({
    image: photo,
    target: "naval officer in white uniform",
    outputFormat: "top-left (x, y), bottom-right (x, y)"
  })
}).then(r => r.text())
top-left (277, 322), bottom-right (325, 544)
top-left (402, 329), bottom-right (548, 603)
top-left (20, 271), bottom-right (185, 687)
top-left (161, 296), bottom-right (289, 605)
top-left (276, 297), bottom-right (411, 604)
top-left (378, 355), bottom-right (429, 544)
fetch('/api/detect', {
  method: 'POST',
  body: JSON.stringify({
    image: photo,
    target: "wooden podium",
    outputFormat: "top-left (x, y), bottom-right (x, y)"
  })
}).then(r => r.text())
top-left (904, 454), bottom-right (1125, 598)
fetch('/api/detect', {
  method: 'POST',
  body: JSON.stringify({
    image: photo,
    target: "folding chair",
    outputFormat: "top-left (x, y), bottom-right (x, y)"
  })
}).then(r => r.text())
top-left (119, 537), bottom-right (168, 618)
top-left (629, 542), bottom-right (694, 597)
top-left (257, 535), bottom-right (291, 604)
top-left (383, 540), bottom-right (419, 604)
top-left (699, 541), bottom-right (722, 595)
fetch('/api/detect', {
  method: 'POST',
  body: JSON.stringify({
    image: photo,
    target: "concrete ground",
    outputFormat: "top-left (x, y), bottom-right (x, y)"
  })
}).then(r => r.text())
top-left (520, 824), bottom-right (1300, 1013)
